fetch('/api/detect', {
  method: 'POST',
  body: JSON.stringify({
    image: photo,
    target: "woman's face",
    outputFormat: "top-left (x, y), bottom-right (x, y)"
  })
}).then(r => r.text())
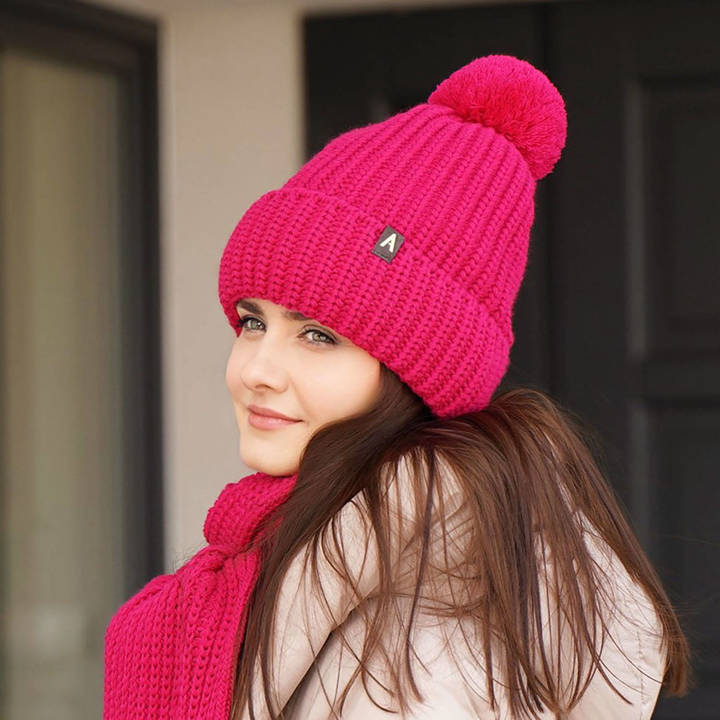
top-left (226, 297), bottom-right (382, 477)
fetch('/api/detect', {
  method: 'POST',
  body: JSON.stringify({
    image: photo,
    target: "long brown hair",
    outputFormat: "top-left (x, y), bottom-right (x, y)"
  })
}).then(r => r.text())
top-left (230, 363), bottom-right (693, 719)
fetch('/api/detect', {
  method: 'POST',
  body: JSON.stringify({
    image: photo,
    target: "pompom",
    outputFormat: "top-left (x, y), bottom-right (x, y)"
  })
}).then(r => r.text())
top-left (427, 55), bottom-right (567, 180)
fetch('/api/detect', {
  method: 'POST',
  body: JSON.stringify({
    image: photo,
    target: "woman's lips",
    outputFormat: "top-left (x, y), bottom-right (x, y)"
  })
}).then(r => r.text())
top-left (248, 410), bottom-right (301, 430)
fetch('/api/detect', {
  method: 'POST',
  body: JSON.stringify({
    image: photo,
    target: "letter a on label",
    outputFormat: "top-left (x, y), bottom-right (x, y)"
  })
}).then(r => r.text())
top-left (371, 225), bottom-right (406, 264)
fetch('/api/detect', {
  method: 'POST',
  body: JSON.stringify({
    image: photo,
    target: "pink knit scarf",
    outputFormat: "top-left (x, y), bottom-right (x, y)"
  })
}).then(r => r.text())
top-left (103, 470), bottom-right (298, 719)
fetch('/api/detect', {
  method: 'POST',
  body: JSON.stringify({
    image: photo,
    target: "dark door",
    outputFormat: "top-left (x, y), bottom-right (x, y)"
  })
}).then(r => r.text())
top-left (551, 3), bottom-right (720, 717)
top-left (0, 1), bottom-right (162, 717)
top-left (304, 2), bottom-right (720, 717)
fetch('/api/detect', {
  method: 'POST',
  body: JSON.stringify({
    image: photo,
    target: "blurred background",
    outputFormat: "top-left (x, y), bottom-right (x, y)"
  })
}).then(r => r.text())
top-left (0, 0), bottom-right (718, 717)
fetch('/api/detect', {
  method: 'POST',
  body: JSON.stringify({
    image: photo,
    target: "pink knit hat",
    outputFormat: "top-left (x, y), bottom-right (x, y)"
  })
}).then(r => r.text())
top-left (218, 55), bottom-right (567, 417)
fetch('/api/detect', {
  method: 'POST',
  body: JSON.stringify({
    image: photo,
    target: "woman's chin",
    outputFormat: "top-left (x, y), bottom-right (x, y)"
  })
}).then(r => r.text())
top-left (238, 445), bottom-right (299, 478)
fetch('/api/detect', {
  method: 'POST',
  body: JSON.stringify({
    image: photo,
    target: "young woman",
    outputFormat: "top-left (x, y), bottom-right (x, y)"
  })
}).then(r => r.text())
top-left (104, 55), bottom-right (692, 720)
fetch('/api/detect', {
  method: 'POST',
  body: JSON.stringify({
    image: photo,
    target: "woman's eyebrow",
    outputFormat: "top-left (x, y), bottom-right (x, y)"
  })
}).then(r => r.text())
top-left (236, 298), bottom-right (311, 322)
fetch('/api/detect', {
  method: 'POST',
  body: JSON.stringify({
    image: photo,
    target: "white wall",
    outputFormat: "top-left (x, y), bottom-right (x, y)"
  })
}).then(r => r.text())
top-left (157, 3), bottom-right (304, 570)
top-left (92, 0), bottom-right (550, 570)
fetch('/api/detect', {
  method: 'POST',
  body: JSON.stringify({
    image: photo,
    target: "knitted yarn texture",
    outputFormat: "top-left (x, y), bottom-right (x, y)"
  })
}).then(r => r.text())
top-left (103, 471), bottom-right (297, 719)
top-left (218, 54), bottom-right (567, 417)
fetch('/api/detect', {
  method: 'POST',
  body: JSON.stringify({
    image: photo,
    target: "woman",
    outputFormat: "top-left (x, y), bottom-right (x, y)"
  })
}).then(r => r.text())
top-left (104, 55), bottom-right (692, 720)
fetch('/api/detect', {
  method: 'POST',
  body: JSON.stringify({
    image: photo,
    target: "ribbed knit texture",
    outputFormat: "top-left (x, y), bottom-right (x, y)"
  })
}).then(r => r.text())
top-left (218, 55), bottom-right (567, 417)
top-left (103, 471), bottom-right (297, 719)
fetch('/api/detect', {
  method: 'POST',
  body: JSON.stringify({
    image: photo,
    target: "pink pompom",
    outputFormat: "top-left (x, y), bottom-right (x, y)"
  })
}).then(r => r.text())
top-left (427, 55), bottom-right (567, 180)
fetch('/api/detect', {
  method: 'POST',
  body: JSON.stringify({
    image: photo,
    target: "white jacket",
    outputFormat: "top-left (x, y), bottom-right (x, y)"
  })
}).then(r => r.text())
top-left (244, 455), bottom-right (667, 719)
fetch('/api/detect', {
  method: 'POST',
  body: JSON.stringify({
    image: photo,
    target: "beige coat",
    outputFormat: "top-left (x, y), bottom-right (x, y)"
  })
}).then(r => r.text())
top-left (244, 455), bottom-right (667, 719)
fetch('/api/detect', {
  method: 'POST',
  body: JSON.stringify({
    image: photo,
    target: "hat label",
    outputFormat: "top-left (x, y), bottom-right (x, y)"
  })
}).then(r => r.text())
top-left (372, 225), bottom-right (405, 263)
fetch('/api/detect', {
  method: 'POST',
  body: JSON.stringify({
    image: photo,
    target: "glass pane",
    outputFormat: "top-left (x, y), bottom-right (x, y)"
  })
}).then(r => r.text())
top-left (1, 47), bottom-right (126, 719)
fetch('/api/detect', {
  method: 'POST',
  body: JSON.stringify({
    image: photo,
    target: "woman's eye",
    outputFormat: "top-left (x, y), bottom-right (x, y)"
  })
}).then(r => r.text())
top-left (238, 315), bottom-right (263, 332)
top-left (305, 329), bottom-right (336, 345)
top-left (237, 315), bottom-right (335, 346)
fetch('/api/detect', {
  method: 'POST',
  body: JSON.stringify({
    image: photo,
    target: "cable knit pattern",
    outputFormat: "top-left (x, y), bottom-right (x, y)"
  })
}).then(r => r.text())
top-left (103, 471), bottom-right (297, 719)
top-left (218, 55), bottom-right (566, 417)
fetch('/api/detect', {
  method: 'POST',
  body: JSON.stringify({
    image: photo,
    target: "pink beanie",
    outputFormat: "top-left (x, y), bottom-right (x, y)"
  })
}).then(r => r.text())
top-left (219, 55), bottom-right (567, 417)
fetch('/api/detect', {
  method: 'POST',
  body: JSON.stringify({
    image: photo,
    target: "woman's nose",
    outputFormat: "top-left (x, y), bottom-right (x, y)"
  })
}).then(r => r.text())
top-left (239, 342), bottom-right (289, 391)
